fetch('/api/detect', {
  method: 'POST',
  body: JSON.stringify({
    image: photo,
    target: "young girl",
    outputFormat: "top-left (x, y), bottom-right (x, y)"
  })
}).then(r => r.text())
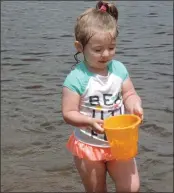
top-left (61, 1), bottom-right (143, 192)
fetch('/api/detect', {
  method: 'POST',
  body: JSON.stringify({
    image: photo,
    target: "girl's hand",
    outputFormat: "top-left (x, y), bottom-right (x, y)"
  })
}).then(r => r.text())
top-left (88, 118), bottom-right (104, 134)
top-left (131, 102), bottom-right (144, 120)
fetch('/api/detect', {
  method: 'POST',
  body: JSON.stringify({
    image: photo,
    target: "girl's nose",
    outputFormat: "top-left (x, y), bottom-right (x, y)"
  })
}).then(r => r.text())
top-left (102, 49), bottom-right (109, 57)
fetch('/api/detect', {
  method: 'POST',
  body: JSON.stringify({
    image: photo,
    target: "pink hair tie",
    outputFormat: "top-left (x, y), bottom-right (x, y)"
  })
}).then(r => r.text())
top-left (100, 5), bottom-right (107, 12)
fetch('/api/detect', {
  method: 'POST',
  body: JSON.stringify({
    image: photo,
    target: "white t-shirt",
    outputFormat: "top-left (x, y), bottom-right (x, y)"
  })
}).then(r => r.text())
top-left (63, 60), bottom-right (129, 147)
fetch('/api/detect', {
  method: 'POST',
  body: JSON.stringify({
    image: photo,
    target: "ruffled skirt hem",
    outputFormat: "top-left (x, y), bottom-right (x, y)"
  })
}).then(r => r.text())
top-left (66, 133), bottom-right (116, 161)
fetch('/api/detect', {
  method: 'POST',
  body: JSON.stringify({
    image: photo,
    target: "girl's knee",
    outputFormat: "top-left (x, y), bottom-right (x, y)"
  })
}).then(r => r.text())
top-left (85, 182), bottom-right (107, 193)
top-left (131, 180), bottom-right (140, 192)
top-left (116, 178), bottom-right (140, 192)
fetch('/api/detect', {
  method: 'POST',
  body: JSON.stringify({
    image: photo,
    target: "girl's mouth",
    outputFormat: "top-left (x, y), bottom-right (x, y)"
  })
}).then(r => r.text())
top-left (99, 60), bottom-right (108, 63)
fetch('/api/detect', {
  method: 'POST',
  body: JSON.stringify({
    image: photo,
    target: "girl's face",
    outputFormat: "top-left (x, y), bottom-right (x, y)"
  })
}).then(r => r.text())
top-left (83, 31), bottom-right (116, 70)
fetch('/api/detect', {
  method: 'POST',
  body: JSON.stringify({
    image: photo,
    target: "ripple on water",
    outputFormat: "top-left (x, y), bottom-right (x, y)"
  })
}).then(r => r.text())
top-left (21, 58), bottom-right (41, 62)
top-left (12, 63), bottom-right (31, 66)
top-left (24, 85), bottom-right (44, 89)
top-left (20, 51), bottom-right (51, 56)
top-left (141, 123), bottom-right (172, 138)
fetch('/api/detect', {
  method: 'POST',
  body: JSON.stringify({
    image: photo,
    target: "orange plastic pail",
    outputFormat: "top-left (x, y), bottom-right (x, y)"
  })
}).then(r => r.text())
top-left (104, 114), bottom-right (141, 160)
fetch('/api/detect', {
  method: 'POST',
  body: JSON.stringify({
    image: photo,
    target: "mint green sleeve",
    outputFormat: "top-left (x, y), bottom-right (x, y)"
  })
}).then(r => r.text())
top-left (63, 71), bottom-right (82, 95)
top-left (63, 63), bottom-right (91, 95)
top-left (119, 62), bottom-right (129, 81)
top-left (111, 60), bottom-right (129, 81)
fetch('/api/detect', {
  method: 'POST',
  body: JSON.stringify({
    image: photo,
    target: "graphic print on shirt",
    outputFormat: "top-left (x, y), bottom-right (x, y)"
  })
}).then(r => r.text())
top-left (88, 91), bottom-right (123, 140)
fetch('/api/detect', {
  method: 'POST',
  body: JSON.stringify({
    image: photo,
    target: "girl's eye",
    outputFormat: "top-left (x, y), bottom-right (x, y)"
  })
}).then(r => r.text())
top-left (109, 47), bottom-right (115, 50)
top-left (94, 49), bottom-right (102, 52)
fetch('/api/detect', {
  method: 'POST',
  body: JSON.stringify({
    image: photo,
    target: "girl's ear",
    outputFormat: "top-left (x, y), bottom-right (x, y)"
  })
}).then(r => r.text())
top-left (74, 41), bottom-right (83, 53)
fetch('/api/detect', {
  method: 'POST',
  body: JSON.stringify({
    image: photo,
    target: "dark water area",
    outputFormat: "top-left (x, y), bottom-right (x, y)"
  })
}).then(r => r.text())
top-left (1, 1), bottom-right (173, 192)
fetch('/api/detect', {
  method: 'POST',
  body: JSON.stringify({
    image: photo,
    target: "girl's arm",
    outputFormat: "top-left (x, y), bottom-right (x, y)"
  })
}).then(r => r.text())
top-left (122, 77), bottom-right (143, 118)
top-left (61, 87), bottom-right (104, 133)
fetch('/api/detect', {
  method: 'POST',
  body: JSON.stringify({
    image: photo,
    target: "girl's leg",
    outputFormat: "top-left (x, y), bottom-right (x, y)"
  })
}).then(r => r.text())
top-left (106, 158), bottom-right (140, 192)
top-left (74, 156), bottom-right (107, 193)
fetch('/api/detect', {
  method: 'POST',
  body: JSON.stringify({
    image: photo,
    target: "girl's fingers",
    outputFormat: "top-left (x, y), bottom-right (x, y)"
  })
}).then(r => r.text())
top-left (94, 123), bottom-right (104, 133)
top-left (133, 104), bottom-right (144, 121)
top-left (94, 118), bottom-right (104, 124)
top-left (88, 118), bottom-right (105, 134)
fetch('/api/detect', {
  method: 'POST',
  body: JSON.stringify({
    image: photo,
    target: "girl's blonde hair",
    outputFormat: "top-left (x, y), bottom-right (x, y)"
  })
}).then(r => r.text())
top-left (75, 1), bottom-right (119, 47)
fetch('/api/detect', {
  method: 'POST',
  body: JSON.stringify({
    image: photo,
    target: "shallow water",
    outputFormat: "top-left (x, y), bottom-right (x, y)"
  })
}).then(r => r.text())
top-left (1, 1), bottom-right (173, 192)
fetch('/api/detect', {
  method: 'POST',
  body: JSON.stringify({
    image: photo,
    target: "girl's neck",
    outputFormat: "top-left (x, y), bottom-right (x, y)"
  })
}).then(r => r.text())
top-left (84, 61), bottom-right (108, 76)
top-left (88, 66), bottom-right (108, 76)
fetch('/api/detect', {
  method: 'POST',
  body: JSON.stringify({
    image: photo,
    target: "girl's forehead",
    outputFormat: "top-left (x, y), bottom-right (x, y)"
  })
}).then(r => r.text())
top-left (88, 31), bottom-right (116, 45)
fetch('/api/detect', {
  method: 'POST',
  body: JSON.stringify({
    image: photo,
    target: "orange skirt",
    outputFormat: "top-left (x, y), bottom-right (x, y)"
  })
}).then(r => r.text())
top-left (66, 133), bottom-right (116, 161)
